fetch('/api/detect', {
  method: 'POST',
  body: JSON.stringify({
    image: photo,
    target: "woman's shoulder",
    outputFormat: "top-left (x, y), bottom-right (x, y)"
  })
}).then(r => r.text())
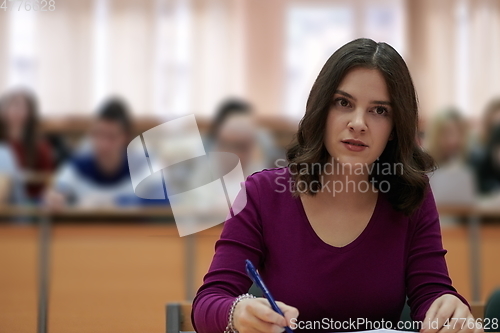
top-left (246, 167), bottom-right (290, 186)
top-left (406, 179), bottom-right (440, 227)
top-left (244, 167), bottom-right (292, 200)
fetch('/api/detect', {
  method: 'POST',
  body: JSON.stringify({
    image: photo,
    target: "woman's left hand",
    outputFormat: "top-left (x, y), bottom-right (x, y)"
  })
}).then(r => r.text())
top-left (421, 294), bottom-right (484, 333)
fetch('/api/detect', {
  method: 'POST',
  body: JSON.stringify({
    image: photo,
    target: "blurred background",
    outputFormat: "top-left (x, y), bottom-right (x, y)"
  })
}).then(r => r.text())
top-left (1, 0), bottom-right (500, 332)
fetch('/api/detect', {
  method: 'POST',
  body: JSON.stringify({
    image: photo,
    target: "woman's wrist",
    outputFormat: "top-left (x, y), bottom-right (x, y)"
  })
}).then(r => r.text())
top-left (224, 293), bottom-right (256, 333)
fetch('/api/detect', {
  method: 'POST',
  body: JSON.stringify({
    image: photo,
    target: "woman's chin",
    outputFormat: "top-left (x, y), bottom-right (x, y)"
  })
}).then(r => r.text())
top-left (326, 156), bottom-right (375, 175)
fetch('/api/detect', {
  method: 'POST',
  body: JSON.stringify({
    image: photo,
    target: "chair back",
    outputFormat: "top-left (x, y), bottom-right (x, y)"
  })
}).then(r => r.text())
top-left (166, 302), bottom-right (195, 333)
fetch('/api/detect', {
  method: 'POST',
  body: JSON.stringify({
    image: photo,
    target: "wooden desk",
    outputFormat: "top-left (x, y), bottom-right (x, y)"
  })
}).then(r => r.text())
top-left (438, 204), bottom-right (500, 218)
top-left (0, 206), bottom-right (175, 219)
top-left (0, 223), bottom-right (222, 333)
top-left (437, 204), bottom-right (500, 304)
top-left (0, 225), bottom-right (38, 333)
top-left (1, 205), bottom-right (499, 333)
top-left (1, 203), bottom-right (498, 220)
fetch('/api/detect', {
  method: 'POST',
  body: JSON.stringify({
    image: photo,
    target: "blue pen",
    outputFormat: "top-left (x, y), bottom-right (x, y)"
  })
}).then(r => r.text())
top-left (245, 259), bottom-right (294, 333)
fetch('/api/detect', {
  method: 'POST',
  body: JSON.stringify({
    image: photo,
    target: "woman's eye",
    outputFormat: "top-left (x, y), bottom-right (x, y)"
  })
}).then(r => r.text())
top-left (374, 106), bottom-right (388, 115)
top-left (335, 98), bottom-right (350, 108)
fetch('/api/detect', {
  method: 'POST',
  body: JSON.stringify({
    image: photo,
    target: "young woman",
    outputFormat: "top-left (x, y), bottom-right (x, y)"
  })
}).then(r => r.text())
top-left (192, 38), bottom-right (480, 333)
top-left (0, 88), bottom-right (54, 202)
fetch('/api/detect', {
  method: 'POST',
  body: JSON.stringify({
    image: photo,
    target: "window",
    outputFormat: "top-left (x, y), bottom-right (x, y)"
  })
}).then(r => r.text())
top-left (284, 0), bottom-right (406, 119)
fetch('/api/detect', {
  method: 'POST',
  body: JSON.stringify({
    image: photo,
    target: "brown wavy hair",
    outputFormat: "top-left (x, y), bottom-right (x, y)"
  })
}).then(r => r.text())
top-left (286, 38), bottom-right (436, 217)
top-left (0, 88), bottom-right (40, 169)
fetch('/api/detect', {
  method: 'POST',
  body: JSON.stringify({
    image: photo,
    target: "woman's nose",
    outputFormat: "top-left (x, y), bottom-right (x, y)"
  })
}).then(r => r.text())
top-left (348, 108), bottom-right (367, 133)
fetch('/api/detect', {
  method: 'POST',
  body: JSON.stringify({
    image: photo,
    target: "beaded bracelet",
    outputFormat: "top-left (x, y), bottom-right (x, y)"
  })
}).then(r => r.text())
top-left (224, 293), bottom-right (256, 333)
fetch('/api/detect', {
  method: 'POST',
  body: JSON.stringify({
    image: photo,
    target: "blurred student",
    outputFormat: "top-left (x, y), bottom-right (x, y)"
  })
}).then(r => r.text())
top-left (425, 109), bottom-right (476, 220)
top-left (426, 108), bottom-right (469, 166)
top-left (469, 98), bottom-right (500, 170)
top-left (475, 124), bottom-right (500, 196)
top-left (44, 98), bottom-right (138, 209)
top-left (0, 88), bottom-right (54, 203)
top-left (207, 98), bottom-right (282, 177)
top-left (481, 98), bottom-right (500, 145)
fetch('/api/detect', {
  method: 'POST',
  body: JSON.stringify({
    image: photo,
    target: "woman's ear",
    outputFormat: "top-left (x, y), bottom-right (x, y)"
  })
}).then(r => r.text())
top-left (389, 130), bottom-right (394, 141)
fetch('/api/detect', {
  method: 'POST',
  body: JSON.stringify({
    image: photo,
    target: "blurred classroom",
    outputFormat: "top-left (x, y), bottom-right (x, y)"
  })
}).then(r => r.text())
top-left (1, 0), bottom-right (500, 332)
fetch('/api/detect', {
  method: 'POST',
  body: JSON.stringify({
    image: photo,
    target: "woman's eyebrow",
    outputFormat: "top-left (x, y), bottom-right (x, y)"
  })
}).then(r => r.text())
top-left (334, 89), bottom-right (391, 106)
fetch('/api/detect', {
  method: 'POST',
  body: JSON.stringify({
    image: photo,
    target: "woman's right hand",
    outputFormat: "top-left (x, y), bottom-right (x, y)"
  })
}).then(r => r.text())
top-left (233, 298), bottom-right (299, 333)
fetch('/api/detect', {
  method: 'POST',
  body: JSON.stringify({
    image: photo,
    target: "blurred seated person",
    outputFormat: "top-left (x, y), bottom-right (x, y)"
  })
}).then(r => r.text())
top-left (475, 124), bottom-right (500, 196)
top-left (0, 88), bottom-right (54, 203)
top-left (426, 108), bottom-right (470, 166)
top-left (469, 98), bottom-right (500, 170)
top-left (207, 98), bottom-right (283, 177)
top-left (480, 98), bottom-right (500, 146)
top-left (425, 108), bottom-right (476, 216)
top-left (45, 97), bottom-right (147, 209)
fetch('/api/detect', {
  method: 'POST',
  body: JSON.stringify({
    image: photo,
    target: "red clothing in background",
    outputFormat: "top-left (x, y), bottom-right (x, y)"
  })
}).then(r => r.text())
top-left (10, 139), bottom-right (54, 200)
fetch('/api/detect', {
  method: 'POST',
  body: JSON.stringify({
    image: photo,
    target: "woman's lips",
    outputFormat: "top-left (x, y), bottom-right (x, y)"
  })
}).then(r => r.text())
top-left (342, 141), bottom-right (368, 152)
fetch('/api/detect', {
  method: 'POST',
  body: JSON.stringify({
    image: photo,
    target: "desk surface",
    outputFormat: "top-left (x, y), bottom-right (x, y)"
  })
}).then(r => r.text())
top-left (0, 206), bottom-right (174, 219)
top-left (437, 204), bottom-right (500, 217)
top-left (1, 203), bottom-right (500, 219)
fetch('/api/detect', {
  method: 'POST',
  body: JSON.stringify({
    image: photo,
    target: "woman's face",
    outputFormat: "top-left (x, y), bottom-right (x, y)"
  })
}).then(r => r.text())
top-left (215, 113), bottom-right (257, 170)
top-left (1, 95), bottom-right (29, 129)
top-left (438, 120), bottom-right (464, 160)
top-left (324, 67), bottom-right (394, 170)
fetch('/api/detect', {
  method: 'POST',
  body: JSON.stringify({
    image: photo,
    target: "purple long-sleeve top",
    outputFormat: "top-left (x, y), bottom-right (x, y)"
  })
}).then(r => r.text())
top-left (192, 167), bottom-right (468, 333)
